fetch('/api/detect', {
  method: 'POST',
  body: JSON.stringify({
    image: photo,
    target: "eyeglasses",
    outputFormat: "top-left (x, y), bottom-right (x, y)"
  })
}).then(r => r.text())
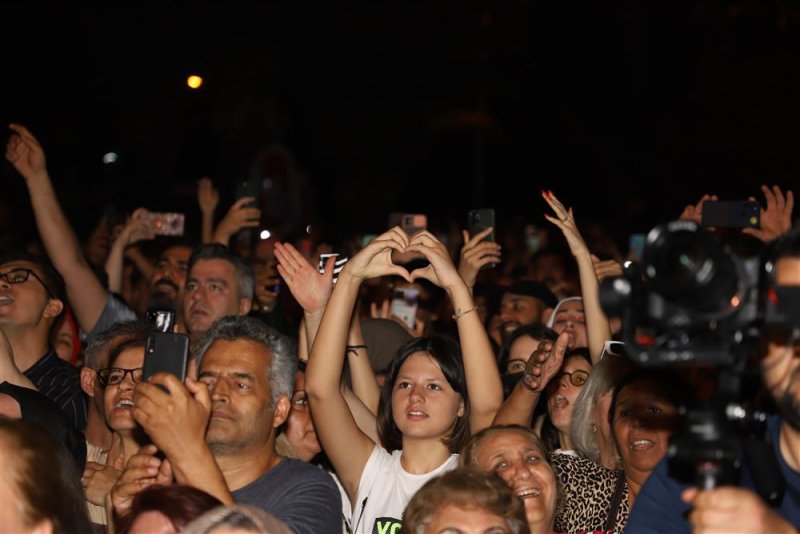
top-left (551, 369), bottom-right (590, 387)
top-left (97, 367), bottom-right (143, 388)
top-left (0, 268), bottom-right (55, 297)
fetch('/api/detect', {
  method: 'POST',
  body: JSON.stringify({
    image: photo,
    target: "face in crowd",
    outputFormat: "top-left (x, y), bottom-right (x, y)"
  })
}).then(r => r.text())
top-left (184, 258), bottom-right (251, 334)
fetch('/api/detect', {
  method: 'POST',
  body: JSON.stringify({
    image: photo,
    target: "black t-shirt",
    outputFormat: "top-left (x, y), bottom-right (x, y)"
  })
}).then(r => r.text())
top-left (23, 348), bottom-right (87, 430)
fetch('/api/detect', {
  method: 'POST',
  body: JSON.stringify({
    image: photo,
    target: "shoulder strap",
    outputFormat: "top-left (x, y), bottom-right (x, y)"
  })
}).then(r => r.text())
top-left (603, 471), bottom-right (626, 532)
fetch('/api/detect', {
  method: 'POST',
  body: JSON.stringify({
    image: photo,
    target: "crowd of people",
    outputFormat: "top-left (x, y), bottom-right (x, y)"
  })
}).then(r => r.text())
top-left (1, 122), bottom-right (798, 534)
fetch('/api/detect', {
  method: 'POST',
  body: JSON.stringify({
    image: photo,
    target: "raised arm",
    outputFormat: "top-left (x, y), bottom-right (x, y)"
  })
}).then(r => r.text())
top-left (197, 177), bottom-right (219, 244)
top-left (212, 197), bottom-right (260, 246)
top-left (305, 228), bottom-right (410, 503)
top-left (5, 124), bottom-right (109, 332)
top-left (405, 231), bottom-right (503, 432)
top-left (542, 191), bottom-right (612, 364)
top-left (492, 333), bottom-right (568, 426)
top-left (105, 208), bottom-right (154, 294)
top-left (457, 227), bottom-right (502, 294)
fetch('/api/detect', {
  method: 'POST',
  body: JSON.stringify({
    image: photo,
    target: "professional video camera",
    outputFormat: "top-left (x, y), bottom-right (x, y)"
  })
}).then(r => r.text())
top-left (599, 220), bottom-right (798, 503)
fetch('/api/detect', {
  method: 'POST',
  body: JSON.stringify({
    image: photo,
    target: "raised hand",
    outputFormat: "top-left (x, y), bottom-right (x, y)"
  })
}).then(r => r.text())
top-left (197, 176), bottom-right (220, 215)
top-left (132, 375), bottom-right (211, 460)
top-left (542, 190), bottom-right (589, 256)
top-left (116, 208), bottom-right (156, 248)
top-left (343, 227), bottom-right (411, 282)
top-left (679, 194), bottom-right (718, 225)
top-left (521, 332), bottom-right (569, 392)
top-left (5, 123), bottom-right (47, 179)
top-left (212, 197), bottom-right (261, 244)
top-left (458, 227), bottom-right (501, 290)
top-left (591, 254), bottom-right (623, 282)
top-left (275, 242), bottom-right (334, 314)
top-left (253, 257), bottom-right (281, 313)
top-left (742, 185), bottom-right (795, 243)
top-left (405, 231), bottom-right (463, 291)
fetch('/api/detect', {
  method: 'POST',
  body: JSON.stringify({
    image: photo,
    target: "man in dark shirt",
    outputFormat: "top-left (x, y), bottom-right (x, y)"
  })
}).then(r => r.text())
top-left (116, 316), bottom-right (341, 534)
top-left (0, 252), bottom-right (86, 429)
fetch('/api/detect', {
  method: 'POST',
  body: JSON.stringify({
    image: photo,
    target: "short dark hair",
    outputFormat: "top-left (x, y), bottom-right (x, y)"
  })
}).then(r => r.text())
top-left (0, 419), bottom-right (92, 533)
top-left (116, 485), bottom-right (222, 534)
top-left (401, 467), bottom-right (529, 534)
top-left (187, 244), bottom-right (255, 300)
top-left (497, 323), bottom-right (558, 375)
top-left (0, 251), bottom-right (66, 304)
top-left (84, 320), bottom-right (152, 370)
top-left (377, 335), bottom-right (470, 453)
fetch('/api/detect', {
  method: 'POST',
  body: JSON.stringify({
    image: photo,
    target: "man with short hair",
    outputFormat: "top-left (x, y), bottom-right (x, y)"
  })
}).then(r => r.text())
top-left (117, 316), bottom-right (341, 534)
top-left (625, 226), bottom-right (800, 532)
top-left (0, 251), bottom-right (86, 429)
top-left (183, 244), bottom-right (254, 334)
top-left (498, 280), bottom-right (558, 340)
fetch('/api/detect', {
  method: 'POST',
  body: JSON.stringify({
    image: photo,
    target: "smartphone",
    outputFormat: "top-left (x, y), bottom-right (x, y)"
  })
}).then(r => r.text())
top-left (145, 308), bottom-right (175, 333)
top-left (628, 233), bottom-right (646, 262)
top-left (146, 212), bottom-right (185, 236)
top-left (142, 331), bottom-right (189, 385)
top-left (318, 253), bottom-right (349, 284)
top-left (390, 287), bottom-right (419, 330)
top-left (701, 201), bottom-right (760, 228)
top-left (468, 208), bottom-right (496, 269)
top-left (388, 213), bottom-right (427, 236)
top-left (468, 208), bottom-right (495, 242)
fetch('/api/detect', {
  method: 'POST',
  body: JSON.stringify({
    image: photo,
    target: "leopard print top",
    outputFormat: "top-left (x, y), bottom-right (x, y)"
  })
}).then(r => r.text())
top-left (550, 452), bottom-right (630, 534)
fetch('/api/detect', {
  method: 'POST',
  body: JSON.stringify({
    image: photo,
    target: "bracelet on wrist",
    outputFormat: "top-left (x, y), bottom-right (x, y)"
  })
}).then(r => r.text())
top-left (451, 305), bottom-right (478, 320)
top-left (345, 345), bottom-right (367, 357)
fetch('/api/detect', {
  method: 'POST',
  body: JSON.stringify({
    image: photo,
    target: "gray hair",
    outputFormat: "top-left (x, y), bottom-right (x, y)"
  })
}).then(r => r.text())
top-left (182, 504), bottom-right (292, 534)
top-left (570, 353), bottom-right (632, 465)
top-left (193, 316), bottom-right (296, 410)
top-left (83, 320), bottom-right (152, 370)
top-left (187, 244), bottom-right (255, 300)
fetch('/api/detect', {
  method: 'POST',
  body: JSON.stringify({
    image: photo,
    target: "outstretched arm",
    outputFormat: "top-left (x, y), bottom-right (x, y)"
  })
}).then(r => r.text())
top-left (542, 191), bottom-right (612, 364)
top-left (5, 124), bottom-right (109, 332)
top-left (405, 231), bottom-right (503, 432)
top-left (305, 228), bottom-right (410, 503)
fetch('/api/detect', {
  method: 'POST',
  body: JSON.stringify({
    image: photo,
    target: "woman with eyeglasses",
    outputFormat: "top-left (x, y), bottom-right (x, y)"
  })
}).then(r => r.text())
top-left (83, 333), bottom-right (150, 526)
top-left (539, 348), bottom-right (592, 453)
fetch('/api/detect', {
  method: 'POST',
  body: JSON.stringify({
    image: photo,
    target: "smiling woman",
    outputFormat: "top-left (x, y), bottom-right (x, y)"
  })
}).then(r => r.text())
top-left (549, 367), bottom-right (689, 533)
top-left (460, 425), bottom-right (559, 534)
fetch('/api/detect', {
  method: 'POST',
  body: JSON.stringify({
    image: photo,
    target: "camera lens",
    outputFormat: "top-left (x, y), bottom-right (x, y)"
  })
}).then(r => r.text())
top-left (645, 223), bottom-right (740, 316)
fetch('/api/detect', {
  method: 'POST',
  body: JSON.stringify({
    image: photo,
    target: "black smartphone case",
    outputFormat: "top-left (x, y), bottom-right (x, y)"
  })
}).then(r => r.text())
top-left (143, 332), bottom-right (189, 383)
top-left (701, 201), bottom-right (760, 228)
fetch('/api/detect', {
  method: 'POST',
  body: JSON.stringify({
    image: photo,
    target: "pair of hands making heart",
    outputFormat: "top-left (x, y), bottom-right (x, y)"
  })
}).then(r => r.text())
top-left (346, 227), bottom-right (464, 291)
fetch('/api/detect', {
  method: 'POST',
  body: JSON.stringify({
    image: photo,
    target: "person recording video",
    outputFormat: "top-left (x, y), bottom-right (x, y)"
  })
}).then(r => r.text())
top-left (625, 225), bottom-right (800, 533)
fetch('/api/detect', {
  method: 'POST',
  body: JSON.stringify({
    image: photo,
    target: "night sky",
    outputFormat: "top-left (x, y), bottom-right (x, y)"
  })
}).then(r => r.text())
top-left (2, 1), bottom-right (799, 249)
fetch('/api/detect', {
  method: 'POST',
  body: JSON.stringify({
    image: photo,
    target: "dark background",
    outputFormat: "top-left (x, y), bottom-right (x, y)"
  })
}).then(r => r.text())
top-left (2, 1), bottom-right (798, 249)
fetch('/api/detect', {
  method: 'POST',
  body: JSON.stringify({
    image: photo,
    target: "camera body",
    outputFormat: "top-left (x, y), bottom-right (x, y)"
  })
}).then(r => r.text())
top-left (599, 220), bottom-right (792, 500)
top-left (600, 221), bottom-right (761, 366)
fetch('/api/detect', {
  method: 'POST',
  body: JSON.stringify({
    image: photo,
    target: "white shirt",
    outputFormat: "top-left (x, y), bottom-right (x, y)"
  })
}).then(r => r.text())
top-left (350, 444), bottom-right (459, 533)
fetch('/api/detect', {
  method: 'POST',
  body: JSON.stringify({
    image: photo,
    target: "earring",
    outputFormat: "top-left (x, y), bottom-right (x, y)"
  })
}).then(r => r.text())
top-left (591, 424), bottom-right (597, 433)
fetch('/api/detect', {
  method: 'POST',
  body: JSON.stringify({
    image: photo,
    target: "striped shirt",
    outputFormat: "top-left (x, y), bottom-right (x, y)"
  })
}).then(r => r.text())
top-left (23, 349), bottom-right (87, 430)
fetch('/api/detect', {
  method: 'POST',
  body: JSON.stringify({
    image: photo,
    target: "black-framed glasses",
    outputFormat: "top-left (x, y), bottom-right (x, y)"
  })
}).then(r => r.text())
top-left (551, 369), bottom-right (590, 387)
top-left (97, 367), bottom-right (143, 388)
top-left (0, 268), bottom-right (55, 297)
